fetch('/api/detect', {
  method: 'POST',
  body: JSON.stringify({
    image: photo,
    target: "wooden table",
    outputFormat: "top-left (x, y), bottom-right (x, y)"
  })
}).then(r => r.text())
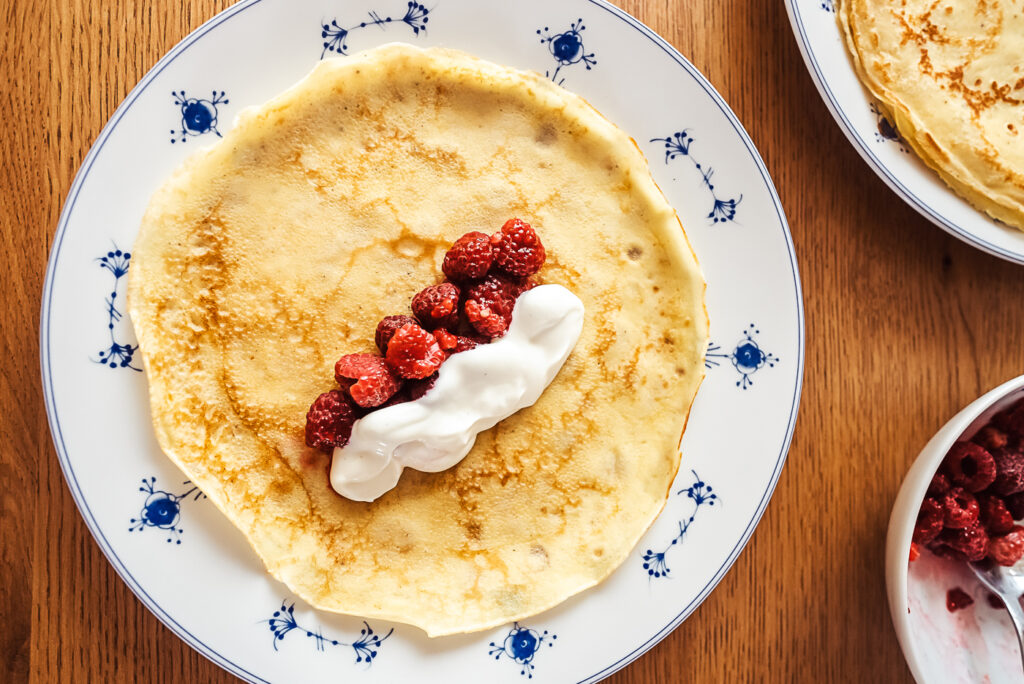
top-left (4, 0), bottom-right (1023, 681)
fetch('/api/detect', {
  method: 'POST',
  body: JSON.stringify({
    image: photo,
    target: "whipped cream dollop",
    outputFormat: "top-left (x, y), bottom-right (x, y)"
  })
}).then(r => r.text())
top-left (330, 284), bottom-right (584, 502)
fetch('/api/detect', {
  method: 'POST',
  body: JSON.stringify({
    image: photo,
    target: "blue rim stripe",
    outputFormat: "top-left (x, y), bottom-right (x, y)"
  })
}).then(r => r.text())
top-left (40, 1), bottom-right (805, 682)
top-left (786, 0), bottom-right (1024, 265)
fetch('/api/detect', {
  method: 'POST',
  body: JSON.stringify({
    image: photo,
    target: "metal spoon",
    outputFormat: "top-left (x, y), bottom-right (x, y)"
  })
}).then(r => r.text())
top-left (969, 561), bottom-right (1024, 673)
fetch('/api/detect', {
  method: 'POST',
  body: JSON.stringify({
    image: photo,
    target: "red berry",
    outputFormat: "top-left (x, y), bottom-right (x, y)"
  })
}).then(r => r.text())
top-left (991, 447), bottom-right (1024, 496)
top-left (994, 400), bottom-right (1024, 439)
top-left (913, 497), bottom-right (945, 544)
top-left (412, 283), bottom-right (460, 330)
top-left (433, 328), bottom-right (458, 351)
top-left (304, 390), bottom-right (358, 453)
top-left (946, 587), bottom-right (975, 612)
top-left (987, 592), bottom-right (1005, 609)
top-left (465, 299), bottom-right (509, 337)
top-left (378, 386), bottom-right (412, 408)
top-left (466, 271), bottom-right (529, 303)
top-left (453, 334), bottom-right (487, 353)
top-left (939, 523), bottom-right (989, 561)
top-left (334, 353), bottom-right (403, 408)
top-left (988, 526), bottom-right (1024, 566)
top-left (941, 487), bottom-right (980, 529)
top-left (909, 542), bottom-right (921, 562)
top-left (463, 273), bottom-right (529, 338)
top-left (491, 218), bottom-right (546, 276)
top-left (442, 231), bottom-right (493, 281)
top-left (974, 425), bottom-right (1010, 451)
top-left (979, 495), bottom-right (1016, 536)
top-left (943, 442), bottom-right (997, 492)
top-left (375, 315), bottom-right (418, 353)
top-left (927, 472), bottom-right (951, 496)
top-left (386, 323), bottom-right (445, 379)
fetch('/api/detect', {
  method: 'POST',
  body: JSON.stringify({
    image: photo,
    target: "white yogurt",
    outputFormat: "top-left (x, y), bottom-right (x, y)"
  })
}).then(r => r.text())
top-left (330, 284), bottom-right (584, 502)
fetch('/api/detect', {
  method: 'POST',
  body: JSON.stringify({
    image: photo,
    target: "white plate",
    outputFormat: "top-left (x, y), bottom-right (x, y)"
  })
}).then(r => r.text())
top-left (784, 0), bottom-right (1024, 265)
top-left (41, 1), bottom-right (804, 681)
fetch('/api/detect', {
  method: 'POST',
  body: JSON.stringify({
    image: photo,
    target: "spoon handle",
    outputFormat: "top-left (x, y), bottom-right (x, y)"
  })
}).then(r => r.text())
top-left (1000, 592), bottom-right (1024, 675)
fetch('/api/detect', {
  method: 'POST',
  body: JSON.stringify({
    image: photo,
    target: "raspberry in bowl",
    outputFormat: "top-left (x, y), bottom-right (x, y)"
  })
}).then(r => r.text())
top-left (887, 376), bottom-right (1024, 683)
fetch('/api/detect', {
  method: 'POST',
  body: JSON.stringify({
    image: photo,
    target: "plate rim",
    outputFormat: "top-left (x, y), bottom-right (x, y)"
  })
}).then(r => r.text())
top-left (784, 0), bottom-right (1024, 266)
top-left (39, 1), bottom-right (805, 681)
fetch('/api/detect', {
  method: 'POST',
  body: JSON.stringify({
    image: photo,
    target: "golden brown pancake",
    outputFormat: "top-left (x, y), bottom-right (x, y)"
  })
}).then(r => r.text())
top-left (127, 44), bottom-right (707, 636)
top-left (839, 0), bottom-right (1024, 229)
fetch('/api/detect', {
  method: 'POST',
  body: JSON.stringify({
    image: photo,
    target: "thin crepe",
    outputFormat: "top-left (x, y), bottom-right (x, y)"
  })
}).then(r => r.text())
top-left (128, 44), bottom-right (707, 636)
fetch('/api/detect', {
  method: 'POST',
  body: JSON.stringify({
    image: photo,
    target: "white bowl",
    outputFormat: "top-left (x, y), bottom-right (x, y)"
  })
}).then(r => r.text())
top-left (887, 375), bottom-right (1024, 683)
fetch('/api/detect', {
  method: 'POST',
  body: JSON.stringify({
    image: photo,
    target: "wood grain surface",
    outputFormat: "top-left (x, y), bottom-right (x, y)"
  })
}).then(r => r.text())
top-left (3, 0), bottom-right (1024, 681)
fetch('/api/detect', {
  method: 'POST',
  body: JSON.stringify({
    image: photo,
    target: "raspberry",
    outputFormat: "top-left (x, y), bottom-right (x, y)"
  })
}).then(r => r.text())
top-left (979, 495), bottom-right (1016, 536)
top-left (375, 315), bottom-right (418, 353)
top-left (465, 299), bottom-right (509, 337)
top-left (909, 543), bottom-right (921, 562)
top-left (304, 390), bottom-right (358, 453)
top-left (1010, 405), bottom-right (1024, 439)
top-left (941, 487), bottom-right (979, 529)
top-left (386, 323), bottom-right (445, 379)
top-left (988, 526), bottom-right (1024, 566)
top-left (442, 231), bottom-right (493, 281)
top-left (946, 587), bottom-right (975, 612)
top-left (334, 353), bottom-right (403, 408)
top-left (454, 334), bottom-right (487, 353)
top-left (974, 425), bottom-right (1009, 451)
top-left (433, 328), bottom-right (458, 351)
top-left (1007, 492), bottom-right (1024, 520)
top-left (991, 447), bottom-right (1024, 496)
top-left (913, 497), bottom-right (945, 544)
top-left (994, 400), bottom-right (1024, 439)
top-left (491, 218), bottom-right (546, 276)
top-left (412, 283), bottom-right (460, 330)
top-left (408, 374), bottom-right (437, 400)
top-left (431, 329), bottom-right (484, 354)
top-left (378, 387), bottom-right (411, 408)
top-left (465, 271), bottom-right (527, 303)
top-left (943, 442), bottom-right (996, 492)
top-left (463, 273), bottom-right (528, 338)
top-left (927, 472), bottom-right (951, 496)
top-left (938, 523), bottom-right (989, 562)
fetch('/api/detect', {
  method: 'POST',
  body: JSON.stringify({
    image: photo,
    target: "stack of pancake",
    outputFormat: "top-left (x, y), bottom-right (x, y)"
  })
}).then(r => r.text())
top-left (838, 0), bottom-right (1024, 229)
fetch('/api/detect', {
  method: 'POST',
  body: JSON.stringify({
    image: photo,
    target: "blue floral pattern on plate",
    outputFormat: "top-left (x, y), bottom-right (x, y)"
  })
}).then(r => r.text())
top-left (267, 601), bottom-right (393, 665)
top-left (489, 622), bottom-right (557, 679)
top-left (642, 471), bottom-right (717, 578)
top-left (536, 19), bottom-right (596, 85)
top-left (95, 246), bottom-right (140, 371)
top-left (651, 130), bottom-right (742, 224)
top-left (320, 2), bottom-right (430, 58)
top-left (128, 477), bottom-right (206, 544)
top-left (705, 324), bottom-right (779, 390)
top-left (869, 102), bottom-right (908, 152)
top-left (170, 90), bottom-right (229, 143)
